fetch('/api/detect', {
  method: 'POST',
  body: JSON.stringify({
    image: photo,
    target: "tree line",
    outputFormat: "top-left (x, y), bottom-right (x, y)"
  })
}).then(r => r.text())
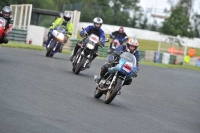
top-left (0, 0), bottom-right (200, 38)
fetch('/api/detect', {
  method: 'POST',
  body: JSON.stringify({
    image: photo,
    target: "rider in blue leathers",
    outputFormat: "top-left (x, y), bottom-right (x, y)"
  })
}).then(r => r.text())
top-left (95, 37), bottom-right (140, 86)
top-left (109, 27), bottom-right (127, 49)
top-left (70, 17), bottom-right (105, 68)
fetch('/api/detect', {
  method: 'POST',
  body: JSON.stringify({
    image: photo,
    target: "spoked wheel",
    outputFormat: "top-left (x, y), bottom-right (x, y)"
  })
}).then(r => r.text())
top-left (104, 78), bottom-right (122, 104)
top-left (94, 87), bottom-right (103, 99)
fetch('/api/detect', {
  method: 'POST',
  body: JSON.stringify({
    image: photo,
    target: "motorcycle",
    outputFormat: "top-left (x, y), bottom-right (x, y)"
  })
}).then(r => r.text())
top-left (108, 34), bottom-right (128, 54)
top-left (0, 17), bottom-right (6, 38)
top-left (0, 17), bottom-right (12, 40)
top-left (72, 28), bottom-right (109, 75)
top-left (46, 25), bottom-right (71, 57)
top-left (94, 52), bottom-right (137, 104)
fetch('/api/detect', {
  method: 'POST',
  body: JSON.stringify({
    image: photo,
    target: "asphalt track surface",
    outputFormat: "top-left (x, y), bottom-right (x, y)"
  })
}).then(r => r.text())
top-left (0, 48), bottom-right (200, 133)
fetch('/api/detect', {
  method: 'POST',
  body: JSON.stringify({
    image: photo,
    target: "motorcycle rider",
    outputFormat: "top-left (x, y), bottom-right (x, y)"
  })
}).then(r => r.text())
top-left (109, 26), bottom-right (127, 50)
top-left (95, 37), bottom-right (140, 87)
top-left (70, 17), bottom-right (106, 68)
top-left (45, 12), bottom-right (73, 52)
top-left (0, 6), bottom-right (13, 44)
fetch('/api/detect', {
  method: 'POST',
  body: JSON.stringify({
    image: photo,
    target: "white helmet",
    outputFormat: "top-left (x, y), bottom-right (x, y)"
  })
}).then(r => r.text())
top-left (63, 12), bottom-right (71, 21)
top-left (93, 17), bottom-right (103, 29)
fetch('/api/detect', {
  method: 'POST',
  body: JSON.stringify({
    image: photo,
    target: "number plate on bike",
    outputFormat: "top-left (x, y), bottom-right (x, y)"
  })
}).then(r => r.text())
top-left (123, 62), bottom-right (133, 73)
top-left (89, 34), bottom-right (99, 43)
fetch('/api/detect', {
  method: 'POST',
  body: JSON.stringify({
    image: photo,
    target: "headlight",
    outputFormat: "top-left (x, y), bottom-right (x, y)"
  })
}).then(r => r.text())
top-left (57, 33), bottom-right (65, 40)
top-left (87, 43), bottom-right (94, 49)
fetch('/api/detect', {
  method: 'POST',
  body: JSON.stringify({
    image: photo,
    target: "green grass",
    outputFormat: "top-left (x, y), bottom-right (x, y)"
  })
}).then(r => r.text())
top-left (137, 39), bottom-right (159, 51)
top-left (1, 41), bottom-right (71, 54)
top-left (1, 42), bottom-right (46, 50)
top-left (140, 61), bottom-right (200, 71)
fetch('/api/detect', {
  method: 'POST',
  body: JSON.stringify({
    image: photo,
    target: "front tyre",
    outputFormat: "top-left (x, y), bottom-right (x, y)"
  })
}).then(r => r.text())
top-left (94, 87), bottom-right (103, 99)
top-left (46, 41), bottom-right (56, 57)
top-left (75, 56), bottom-right (87, 75)
top-left (72, 68), bottom-right (75, 73)
top-left (104, 78), bottom-right (122, 104)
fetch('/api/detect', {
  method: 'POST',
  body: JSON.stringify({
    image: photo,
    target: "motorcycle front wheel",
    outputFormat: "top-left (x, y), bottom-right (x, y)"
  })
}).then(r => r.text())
top-left (46, 41), bottom-right (56, 57)
top-left (104, 78), bottom-right (122, 104)
top-left (94, 87), bottom-right (103, 99)
top-left (75, 56), bottom-right (87, 75)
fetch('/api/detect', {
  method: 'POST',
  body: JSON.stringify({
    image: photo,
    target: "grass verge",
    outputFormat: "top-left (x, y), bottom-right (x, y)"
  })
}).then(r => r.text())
top-left (1, 42), bottom-right (45, 51)
top-left (1, 42), bottom-right (71, 54)
top-left (140, 61), bottom-right (200, 71)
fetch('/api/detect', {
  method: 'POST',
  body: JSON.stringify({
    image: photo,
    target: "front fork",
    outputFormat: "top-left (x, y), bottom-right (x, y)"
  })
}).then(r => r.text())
top-left (108, 72), bottom-right (126, 90)
top-left (53, 43), bottom-right (59, 51)
top-left (47, 40), bottom-right (58, 50)
top-left (74, 47), bottom-right (93, 68)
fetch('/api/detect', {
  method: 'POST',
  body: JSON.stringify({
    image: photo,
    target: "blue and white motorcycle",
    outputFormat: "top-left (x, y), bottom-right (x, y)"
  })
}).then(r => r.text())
top-left (46, 25), bottom-right (71, 57)
top-left (94, 52), bottom-right (138, 104)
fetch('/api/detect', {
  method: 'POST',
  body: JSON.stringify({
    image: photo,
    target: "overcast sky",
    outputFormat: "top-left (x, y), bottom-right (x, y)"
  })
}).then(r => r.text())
top-left (139, 0), bottom-right (200, 13)
top-left (139, 0), bottom-right (200, 25)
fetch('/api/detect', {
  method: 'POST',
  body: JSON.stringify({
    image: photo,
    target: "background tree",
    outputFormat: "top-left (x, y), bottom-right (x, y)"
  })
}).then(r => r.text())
top-left (139, 16), bottom-right (148, 29)
top-left (113, 0), bottom-right (143, 28)
top-left (149, 20), bottom-right (158, 31)
top-left (176, 0), bottom-right (193, 17)
top-left (159, 6), bottom-right (194, 38)
top-left (0, 0), bottom-right (143, 28)
top-left (0, 0), bottom-right (55, 10)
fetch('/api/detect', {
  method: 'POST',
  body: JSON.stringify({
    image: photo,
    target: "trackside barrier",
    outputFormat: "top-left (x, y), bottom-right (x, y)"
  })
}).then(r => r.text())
top-left (8, 28), bottom-right (27, 43)
top-left (197, 58), bottom-right (200, 67)
top-left (188, 57), bottom-right (197, 66)
top-left (169, 55), bottom-right (177, 65)
top-left (145, 51), bottom-right (154, 62)
top-left (138, 50), bottom-right (145, 61)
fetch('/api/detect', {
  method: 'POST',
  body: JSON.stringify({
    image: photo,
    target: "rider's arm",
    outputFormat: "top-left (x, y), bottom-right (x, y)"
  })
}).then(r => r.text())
top-left (115, 45), bottom-right (123, 52)
top-left (110, 45), bottom-right (124, 60)
top-left (50, 18), bottom-right (62, 29)
top-left (134, 50), bottom-right (140, 73)
top-left (66, 22), bottom-right (73, 38)
top-left (5, 17), bottom-right (13, 30)
top-left (112, 31), bottom-right (118, 35)
top-left (5, 18), bottom-right (13, 35)
top-left (99, 29), bottom-right (106, 46)
top-left (80, 25), bottom-right (91, 37)
top-left (134, 50), bottom-right (140, 63)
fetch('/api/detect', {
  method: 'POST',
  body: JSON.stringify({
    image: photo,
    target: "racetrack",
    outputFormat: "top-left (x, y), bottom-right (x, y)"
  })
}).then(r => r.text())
top-left (0, 48), bottom-right (200, 133)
